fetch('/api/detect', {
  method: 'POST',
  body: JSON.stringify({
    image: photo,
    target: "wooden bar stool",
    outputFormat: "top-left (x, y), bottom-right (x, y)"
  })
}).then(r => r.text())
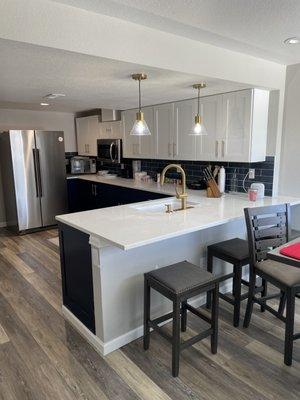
top-left (144, 261), bottom-right (219, 377)
top-left (206, 238), bottom-right (266, 327)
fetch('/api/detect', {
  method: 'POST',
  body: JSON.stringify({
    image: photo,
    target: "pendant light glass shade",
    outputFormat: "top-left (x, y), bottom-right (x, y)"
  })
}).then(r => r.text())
top-left (189, 83), bottom-right (207, 136)
top-left (130, 111), bottom-right (151, 136)
top-left (191, 115), bottom-right (207, 136)
top-left (130, 73), bottom-right (151, 136)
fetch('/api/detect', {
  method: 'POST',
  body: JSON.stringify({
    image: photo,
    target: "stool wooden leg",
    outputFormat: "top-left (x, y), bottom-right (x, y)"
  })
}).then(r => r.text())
top-left (233, 264), bottom-right (242, 327)
top-left (284, 289), bottom-right (295, 366)
top-left (211, 284), bottom-right (219, 354)
top-left (206, 250), bottom-right (213, 309)
top-left (172, 298), bottom-right (181, 377)
top-left (181, 300), bottom-right (187, 332)
top-left (243, 267), bottom-right (256, 328)
top-left (278, 290), bottom-right (286, 317)
top-left (261, 279), bottom-right (267, 312)
top-left (143, 278), bottom-right (151, 350)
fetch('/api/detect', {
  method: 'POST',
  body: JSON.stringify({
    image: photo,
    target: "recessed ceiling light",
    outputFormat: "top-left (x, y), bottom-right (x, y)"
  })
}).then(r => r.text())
top-left (40, 102), bottom-right (49, 106)
top-left (284, 37), bottom-right (300, 45)
top-left (43, 93), bottom-right (66, 100)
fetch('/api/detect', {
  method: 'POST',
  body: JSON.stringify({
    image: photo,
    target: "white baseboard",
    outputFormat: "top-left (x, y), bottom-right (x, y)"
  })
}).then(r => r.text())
top-left (62, 279), bottom-right (234, 356)
top-left (0, 221), bottom-right (7, 228)
top-left (62, 305), bottom-right (106, 355)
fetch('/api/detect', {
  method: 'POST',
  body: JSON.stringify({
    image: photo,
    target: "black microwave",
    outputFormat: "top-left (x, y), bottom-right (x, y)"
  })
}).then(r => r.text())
top-left (97, 139), bottom-right (122, 164)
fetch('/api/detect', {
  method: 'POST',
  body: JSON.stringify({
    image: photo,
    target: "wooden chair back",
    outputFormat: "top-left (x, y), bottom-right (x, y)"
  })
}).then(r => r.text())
top-left (244, 204), bottom-right (291, 266)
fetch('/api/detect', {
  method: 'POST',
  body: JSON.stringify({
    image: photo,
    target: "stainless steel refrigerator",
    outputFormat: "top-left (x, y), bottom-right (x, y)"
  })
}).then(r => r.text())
top-left (0, 130), bottom-right (68, 233)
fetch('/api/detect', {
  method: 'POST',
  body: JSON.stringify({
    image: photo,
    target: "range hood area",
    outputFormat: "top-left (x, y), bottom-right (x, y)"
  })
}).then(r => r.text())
top-left (100, 108), bottom-right (121, 122)
top-left (75, 108), bottom-right (121, 122)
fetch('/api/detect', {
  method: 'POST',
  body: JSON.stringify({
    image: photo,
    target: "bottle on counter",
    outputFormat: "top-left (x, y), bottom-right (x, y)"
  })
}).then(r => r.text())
top-left (218, 166), bottom-right (226, 193)
top-left (229, 169), bottom-right (238, 193)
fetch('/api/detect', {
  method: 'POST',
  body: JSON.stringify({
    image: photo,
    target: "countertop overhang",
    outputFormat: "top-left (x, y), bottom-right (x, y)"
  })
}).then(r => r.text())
top-left (59, 175), bottom-right (300, 250)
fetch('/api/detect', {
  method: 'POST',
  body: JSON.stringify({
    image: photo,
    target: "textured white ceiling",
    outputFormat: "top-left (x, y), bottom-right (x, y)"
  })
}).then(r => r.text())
top-left (51, 0), bottom-right (300, 64)
top-left (0, 39), bottom-right (247, 113)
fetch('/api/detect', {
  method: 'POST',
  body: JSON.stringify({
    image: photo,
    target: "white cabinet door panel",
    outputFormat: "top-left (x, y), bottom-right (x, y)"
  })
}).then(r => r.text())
top-left (140, 106), bottom-right (155, 158)
top-left (88, 115), bottom-right (100, 156)
top-left (76, 117), bottom-right (89, 156)
top-left (174, 100), bottom-right (196, 160)
top-left (76, 116), bottom-right (99, 156)
top-left (221, 91), bottom-right (252, 161)
top-left (122, 109), bottom-right (141, 158)
top-left (154, 103), bottom-right (174, 159)
top-left (196, 95), bottom-right (222, 161)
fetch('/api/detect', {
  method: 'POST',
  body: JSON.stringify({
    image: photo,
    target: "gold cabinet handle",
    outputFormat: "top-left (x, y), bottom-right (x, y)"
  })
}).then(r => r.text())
top-left (168, 143), bottom-right (172, 156)
top-left (173, 142), bottom-right (177, 156)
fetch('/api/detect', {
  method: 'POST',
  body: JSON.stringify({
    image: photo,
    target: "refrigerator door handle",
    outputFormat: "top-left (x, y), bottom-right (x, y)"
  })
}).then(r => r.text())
top-left (32, 149), bottom-right (40, 197)
top-left (35, 149), bottom-right (43, 197)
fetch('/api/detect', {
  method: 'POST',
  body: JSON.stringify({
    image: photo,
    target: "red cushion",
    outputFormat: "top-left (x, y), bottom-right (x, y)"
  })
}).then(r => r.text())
top-left (279, 242), bottom-right (300, 260)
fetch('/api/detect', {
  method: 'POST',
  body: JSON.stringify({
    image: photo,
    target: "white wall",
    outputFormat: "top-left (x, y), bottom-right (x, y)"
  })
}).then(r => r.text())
top-left (266, 90), bottom-right (279, 156)
top-left (278, 64), bottom-right (300, 197)
top-left (0, 108), bottom-right (76, 225)
top-left (0, 109), bottom-right (76, 151)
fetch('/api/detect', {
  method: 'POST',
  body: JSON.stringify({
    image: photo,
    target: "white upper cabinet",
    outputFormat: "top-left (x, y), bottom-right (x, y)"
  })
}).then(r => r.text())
top-left (99, 121), bottom-right (122, 139)
top-left (174, 100), bottom-right (197, 160)
top-left (122, 107), bottom-right (155, 158)
top-left (196, 94), bottom-right (223, 161)
top-left (76, 115), bottom-right (100, 156)
top-left (122, 108), bottom-right (140, 158)
top-left (153, 103), bottom-right (174, 159)
top-left (219, 89), bottom-right (269, 162)
top-left (221, 90), bottom-right (252, 162)
top-left (139, 106), bottom-right (155, 158)
top-left (121, 88), bottom-right (269, 162)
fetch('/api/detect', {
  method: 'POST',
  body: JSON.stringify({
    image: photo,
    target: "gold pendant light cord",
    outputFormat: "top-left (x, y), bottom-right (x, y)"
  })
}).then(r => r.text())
top-left (138, 78), bottom-right (141, 112)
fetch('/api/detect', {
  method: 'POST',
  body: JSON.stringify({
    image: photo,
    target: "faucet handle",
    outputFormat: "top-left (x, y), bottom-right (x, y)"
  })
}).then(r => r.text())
top-left (165, 204), bottom-right (173, 213)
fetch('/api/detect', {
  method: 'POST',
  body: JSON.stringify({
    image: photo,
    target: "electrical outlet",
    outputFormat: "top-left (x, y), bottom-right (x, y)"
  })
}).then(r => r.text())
top-left (249, 168), bottom-right (255, 179)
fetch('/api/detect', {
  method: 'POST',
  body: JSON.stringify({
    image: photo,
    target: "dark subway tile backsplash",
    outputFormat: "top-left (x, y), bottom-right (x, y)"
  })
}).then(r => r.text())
top-left (139, 156), bottom-right (275, 196)
top-left (69, 151), bottom-right (275, 197)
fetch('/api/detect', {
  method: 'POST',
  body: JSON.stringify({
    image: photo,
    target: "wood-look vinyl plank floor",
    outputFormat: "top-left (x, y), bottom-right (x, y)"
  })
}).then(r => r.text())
top-left (0, 227), bottom-right (299, 400)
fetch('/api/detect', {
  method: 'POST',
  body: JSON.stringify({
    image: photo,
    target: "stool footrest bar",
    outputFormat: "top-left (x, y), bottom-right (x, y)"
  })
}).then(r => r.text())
top-left (186, 304), bottom-right (211, 324)
top-left (180, 328), bottom-right (213, 351)
top-left (253, 298), bottom-right (286, 322)
top-left (148, 320), bottom-right (173, 343)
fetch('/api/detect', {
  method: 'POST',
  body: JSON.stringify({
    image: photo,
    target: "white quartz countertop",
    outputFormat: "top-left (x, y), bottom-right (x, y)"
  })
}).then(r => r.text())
top-left (67, 174), bottom-right (201, 196)
top-left (57, 177), bottom-right (300, 250)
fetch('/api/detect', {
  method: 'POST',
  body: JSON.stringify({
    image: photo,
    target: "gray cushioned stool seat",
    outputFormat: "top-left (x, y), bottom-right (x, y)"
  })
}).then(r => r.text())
top-left (256, 259), bottom-right (300, 288)
top-left (147, 261), bottom-right (215, 294)
top-left (208, 238), bottom-right (249, 262)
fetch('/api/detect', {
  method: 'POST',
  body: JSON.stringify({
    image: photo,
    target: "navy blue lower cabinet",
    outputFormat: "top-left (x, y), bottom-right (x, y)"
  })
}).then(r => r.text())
top-left (67, 178), bottom-right (171, 213)
top-left (67, 179), bottom-right (96, 212)
top-left (58, 222), bottom-right (95, 334)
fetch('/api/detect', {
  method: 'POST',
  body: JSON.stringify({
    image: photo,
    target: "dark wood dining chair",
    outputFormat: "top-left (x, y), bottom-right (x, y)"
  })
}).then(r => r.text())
top-left (244, 203), bottom-right (300, 365)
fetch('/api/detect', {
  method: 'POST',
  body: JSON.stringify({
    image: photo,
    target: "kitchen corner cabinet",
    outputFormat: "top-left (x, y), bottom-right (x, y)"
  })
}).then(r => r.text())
top-left (219, 89), bottom-right (269, 162)
top-left (76, 115), bottom-right (100, 156)
top-left (121, 88), bottom-right (269, 163)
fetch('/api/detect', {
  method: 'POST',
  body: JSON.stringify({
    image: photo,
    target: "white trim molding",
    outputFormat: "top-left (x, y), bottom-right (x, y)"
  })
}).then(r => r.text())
top-left (62, 279), bottom-right (233, 356)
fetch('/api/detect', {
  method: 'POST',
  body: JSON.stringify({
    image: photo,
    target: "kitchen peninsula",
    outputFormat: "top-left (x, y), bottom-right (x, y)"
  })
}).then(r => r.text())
top-left (57, 177), bottom-right (300, 356)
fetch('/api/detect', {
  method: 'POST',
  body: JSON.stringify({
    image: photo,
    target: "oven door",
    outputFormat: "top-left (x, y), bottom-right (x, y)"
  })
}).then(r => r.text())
top-left (97, 139), bottom-right (121, 163)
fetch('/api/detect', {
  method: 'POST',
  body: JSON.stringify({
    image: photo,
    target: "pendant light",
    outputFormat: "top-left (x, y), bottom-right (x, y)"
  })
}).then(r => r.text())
top-left (190, 83), bottom-right (207, 136)
top-left (130, 73), bottom-right (151, 136)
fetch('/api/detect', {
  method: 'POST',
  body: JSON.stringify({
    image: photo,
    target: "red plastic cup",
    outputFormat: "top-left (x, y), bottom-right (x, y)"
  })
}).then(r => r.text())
top-left (248, 188), bottom-right (258, 202)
